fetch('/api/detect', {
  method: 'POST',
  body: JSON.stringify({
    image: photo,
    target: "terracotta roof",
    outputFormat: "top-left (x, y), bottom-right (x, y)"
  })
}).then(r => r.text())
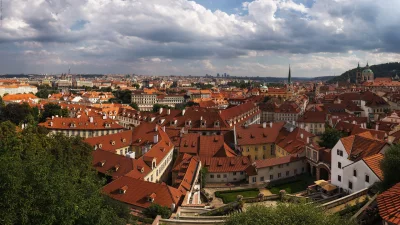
top-left (92, 150), bottom-right (135, 179)
top-left (2, 93), bottom-right (38, 101)
top-left (179, 134), bottom-right (237, 157)
top-left (85, 130), bottom-right (132, 152)
top-left (297, 111), bottom-right (326, 123)
top-left (377, 182), bottom-right (400, 225)
top-left (236, 122), bottom-right (285, 145)
top-left (351, 126), bottom-right (386, 140)
top-left (102, 176), bottom-right (183, 209)
top-left (340, 132), bottom-right (387, 162)
top-left (276, 126), bottom-right (314, 154)
top-left (362, 153), bottom-right (384, 180)
top-left (200, 156), bottom-right (252, 173)
top-left (254, 155), bottom-right (304, 169)
top-left (171, 154), bottom-right (200, 193)
top-left (39, 115), bottom-right (124, 130)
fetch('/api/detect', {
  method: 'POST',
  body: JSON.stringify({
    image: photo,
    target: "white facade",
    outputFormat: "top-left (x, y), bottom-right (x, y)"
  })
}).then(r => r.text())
top-left (144, 148), bottom-right (174, 183)
top-left (206, 171), bottom-right (246, 183)
top-left (248, 160), bottom-right (305, 184)
top-left (331, 140), bottom-right (387, 193)
top-left (0, 85), bottom-right (38, 96)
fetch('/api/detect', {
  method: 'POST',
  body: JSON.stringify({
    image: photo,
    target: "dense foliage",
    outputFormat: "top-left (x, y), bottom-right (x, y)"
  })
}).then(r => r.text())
top-left (0, 121), bottom-right (130, 225)
top-left (111, 90), bottom-right (132, 104)
top-left (329, 62), bottom-right (400, 83)
top-left (40, 103), bottom-right (69, 122)
top-left (380, 144), bottom-right (400, 190)
top-left (142, 203), bottom-right (171, 219)
top-left (225, 204), bottom-right (357, 225)
top-left (319, 127), bottom-right (345, 149)
top-left (0, 103), bottom-right (36, 125)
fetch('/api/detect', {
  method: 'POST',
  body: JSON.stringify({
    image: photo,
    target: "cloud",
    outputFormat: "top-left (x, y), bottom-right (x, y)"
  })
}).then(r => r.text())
top-left (0, 0), bottom-right (399, 76)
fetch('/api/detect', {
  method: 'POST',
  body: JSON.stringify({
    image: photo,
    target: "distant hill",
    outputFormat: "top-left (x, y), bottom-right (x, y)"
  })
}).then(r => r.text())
top-left (328, 62), bottom-right (400, 83)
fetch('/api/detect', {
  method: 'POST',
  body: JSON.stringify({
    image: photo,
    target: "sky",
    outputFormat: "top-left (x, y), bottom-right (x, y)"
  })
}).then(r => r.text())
top-left (0, 0), bottom-right (400, 77)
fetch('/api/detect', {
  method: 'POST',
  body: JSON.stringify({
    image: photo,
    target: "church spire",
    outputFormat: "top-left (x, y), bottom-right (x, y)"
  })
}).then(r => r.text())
top-left (288, 65), bottom-right (291, 84)
top-left (366, 61), bottom-right (369, 68)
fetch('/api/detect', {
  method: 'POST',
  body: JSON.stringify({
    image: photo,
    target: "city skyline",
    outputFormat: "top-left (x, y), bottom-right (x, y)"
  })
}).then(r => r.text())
top-left (0, 0), bottom-right (400, 77)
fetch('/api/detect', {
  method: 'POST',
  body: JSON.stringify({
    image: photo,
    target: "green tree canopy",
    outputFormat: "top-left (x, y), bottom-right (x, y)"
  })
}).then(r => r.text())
top-left (0, 103), bottom-right (34, 125)
top-left (142, 203), bottom-right (171, 219)
top-left (225, 204), bottom-right (356, 225)
top-left (0, 121), bottom-right (130, 225)
top-left (112, 90), bottom-right (132, 104)
top-left (380, 144), bottom-right (400, 190)
top-left (130, 102), bottom-right (139, 111)
top-left (40, 103), bottom-right (69, 122)
top-left (319, 127), bottom-right (345, 149)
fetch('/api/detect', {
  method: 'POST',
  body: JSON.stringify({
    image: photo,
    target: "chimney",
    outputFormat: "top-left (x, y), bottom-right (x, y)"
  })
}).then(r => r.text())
top-left (89, 117), bottom-right (94, 123)
top-left (167, 109), bottom-right (171, 115)
top-left (50, 122), bottom-right (53, 127)
top-left (262, 122), bottom-right (267, 128)
top-left (51, 116), bottom-right (54, 120)
top-left (162, 126), bottom-right (166, 132)
top-left (153, 134), bottom-right (159, 143)
top-left (290, 127), bottom-right (294, 132)
top-left (269, 122), bottom-right (273, 128)
top-left (375, 123), bottom-right (379, 131)
top-left (307, 137), bottom-right (310, 144)
top-left (300, 133), bottom-right (304, 139)
top-left (159, 108), bottom-right (163, 114)
top-left (182, 109), bottom-right (186, 115)
top-left (155, 126), bottom-right (158, 131)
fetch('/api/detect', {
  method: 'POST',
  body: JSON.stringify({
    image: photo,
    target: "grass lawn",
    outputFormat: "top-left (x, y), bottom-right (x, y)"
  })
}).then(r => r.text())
top-left (268, 175), bottom-right (315, 194)
top-left (215, 188), bottom-right (260, 204)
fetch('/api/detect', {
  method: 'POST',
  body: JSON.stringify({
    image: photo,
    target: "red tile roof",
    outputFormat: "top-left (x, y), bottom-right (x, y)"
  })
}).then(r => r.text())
top-left (39, 115), bottom-right (124, 130)
top-left (340, 132), bottom-right (387, 162)
top-left (362, 153), bottom-right (384, 180)
top-left (200, 156), bottom-right (252, 173)
top-left (92, 150), bottom-right (135, 179)
top-left (171, 154), bottom-right (200, 193)
top-left (254, 155), bottom-right (304, 169)
top-left (102, 176), bottom-right (183, 209)
top-left (276, 127), bottom-right (314, 154)
top-left (236, 122), bottom-right (285, 145)
top-left (85, 130), bottom-right (132, 152)
top-left (2, 93), bottom-right (38, 101)
top-left (377, 182), bottom-right (400, 225)
top-left (179, 134), bottom-right (237, 157)
top-left (297, 111), bottom-right (326, 123)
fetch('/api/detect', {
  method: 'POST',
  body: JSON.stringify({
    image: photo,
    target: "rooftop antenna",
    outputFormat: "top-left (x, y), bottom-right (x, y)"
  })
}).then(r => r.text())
top-left (68, 66), bottom-right (71, 75)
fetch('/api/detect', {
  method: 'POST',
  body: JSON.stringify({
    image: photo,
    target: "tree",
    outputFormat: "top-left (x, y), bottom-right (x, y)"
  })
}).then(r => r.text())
top-left (152, 104), bottom-right (171, 113)
top-left (130, 102), bottom-right (139, 111)
top-left (0, 103), bottom-right (34, 125)
top-left (380, 144), bottom-right (400, 190)
top-left (142, 203), bottom-right (171, 219)
top-left (0, 121), bottom-right (130, 224)
top-left (319, 127), bottom-right (344, 149)
top-left (132, 83), bottom-right (140, 89)
top-left (225, 204), bottom-right (356, 225)
top-left (200, 167), bottom-right (208, 188)
top-left (0, 96), bottom-right (4, 107)
top-left (40, 103), bottom-right (69, 122)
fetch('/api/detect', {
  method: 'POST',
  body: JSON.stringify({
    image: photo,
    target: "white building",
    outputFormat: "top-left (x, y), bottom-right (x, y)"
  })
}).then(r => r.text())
top-left (330, 131), bottom-right (388, 193)
top-left (0, 85), bottom-right (38, 97)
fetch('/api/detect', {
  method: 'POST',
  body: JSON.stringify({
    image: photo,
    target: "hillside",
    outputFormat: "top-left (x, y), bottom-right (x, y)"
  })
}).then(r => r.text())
top-left (328, 62), bottom-right (400, 83)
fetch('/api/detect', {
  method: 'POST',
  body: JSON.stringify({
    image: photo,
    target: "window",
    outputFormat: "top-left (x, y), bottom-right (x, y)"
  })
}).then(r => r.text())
top-left (338, 175), bottom-right (341, 182)
top-left (210, 175), bottom-right (214, 178)
top-left (263, 146), bottom-right (267, 150)
top-left (294, 169), bottom-right (297, 174)
top-left (270, 175), bottom-right (274, 180)
top-left (337, 150), bottom-right (343, 156)
top-left (255, 147), bottom-right (258, 151)
top-left (365, 175), bottom-right (370, 183)
top-left (302, 167), bottom-right (304, 172)
top-left (223, 174), bottom-right (227, 178)
top-left (240, 171), bottom-right (244, 175)
top-left (338, 162), bottom-right (342, 169)
top-left (286, 171), bottom-right (289, 176)
top-left (348, 181), bottom-right (353, 190)
top-left (217, 175), bottom-right (221, 178)
top-left (247, 148), bottom-right (250, 152)
top-left (353, 169), bottom-right (357, 177)
top-left (260, 176), bottom-right (264, 181)
top-left (233, 172), bottom-right (237, 176)
top-left (252, 177), bottom-right (256, 183)
top-left (278, 173), bottom-right (281, 178)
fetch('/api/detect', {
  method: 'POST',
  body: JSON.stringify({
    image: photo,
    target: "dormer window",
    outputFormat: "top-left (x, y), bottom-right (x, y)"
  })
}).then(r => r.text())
top-left (122, 138), bottom-right (126, 143)
top-left (111, 141), bottom-right (115, 146)
top-left (119, 185), bottom-right (128, 194)
top-left (99, 144), bottom-right (103, 148)
top-left (99, 160), bottom-right (106, 167)
top-left (214, 120), bottom-right (220, 127)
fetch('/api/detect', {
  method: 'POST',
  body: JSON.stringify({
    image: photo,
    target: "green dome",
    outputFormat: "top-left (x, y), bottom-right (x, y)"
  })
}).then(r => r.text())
top-left (362, 68), bottom-right (374, 75)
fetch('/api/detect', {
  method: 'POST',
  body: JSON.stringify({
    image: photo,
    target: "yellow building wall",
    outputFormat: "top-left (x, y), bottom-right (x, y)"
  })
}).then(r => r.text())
top-left (275, 145), bottom-right (290, 158)
top-left (241, 143), bottom-right (275, 161)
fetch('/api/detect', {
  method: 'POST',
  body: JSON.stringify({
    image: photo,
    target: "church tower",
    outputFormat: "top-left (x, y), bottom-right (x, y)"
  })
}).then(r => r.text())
top-left (356, 62), bottom-right (362, 84)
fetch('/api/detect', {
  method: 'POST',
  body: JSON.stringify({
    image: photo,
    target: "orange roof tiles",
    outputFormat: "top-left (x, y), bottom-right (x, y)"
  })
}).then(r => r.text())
top-left (85, 130), bottom-right (132, 152)
top-left (377, 182), bottom-right (400, 225)
top-left (39, 116), bottom-right (124, 130)
top-left (102, 176), bottom-right (183, 209)
top-left (340, 132), bottom-right (387, 162)
top-left (179, 134), bottom-right (237, 157)
top-left (2, 93), bottom-right (38, 101)
top-left (199, 156), bottom-right (252, 173)
top-left (254, 155), bottom-right (304, 169)
top-left (363, 153), bottom-right (384, 180)
top-left (236, 122), bottom-right (285, 145)
top-left (92, 150), bottom-right (135, 179)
